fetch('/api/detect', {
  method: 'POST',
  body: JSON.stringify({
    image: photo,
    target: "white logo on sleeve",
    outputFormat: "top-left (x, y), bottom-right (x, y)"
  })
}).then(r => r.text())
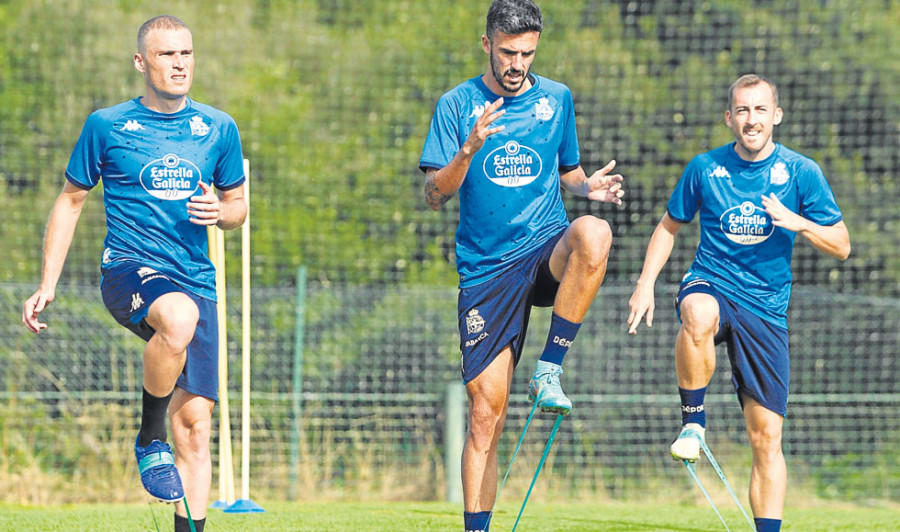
top-left (769, 162), bottom-right (790, 185)
top-left (189, 116), bottom-right (210, 136)
top-left (534, 97), bottom-right (554, 120)
top-left (130, 293), bottom-right (145, 312)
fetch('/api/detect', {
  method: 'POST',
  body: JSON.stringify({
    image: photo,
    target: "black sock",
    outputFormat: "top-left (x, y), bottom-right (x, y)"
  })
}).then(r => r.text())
top-left (138, 387), bottom-right (173, 447)
top-left (175, 514), bottom-right (206, 532)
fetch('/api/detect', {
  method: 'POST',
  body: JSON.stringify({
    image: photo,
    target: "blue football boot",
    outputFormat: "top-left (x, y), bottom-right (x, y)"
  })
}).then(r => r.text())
top-left (527, 360), bottom-right (573, 415)
top-left (670, 423), bottom-right (705, 462)
top-left (134, 435), bottom-right (184, 502)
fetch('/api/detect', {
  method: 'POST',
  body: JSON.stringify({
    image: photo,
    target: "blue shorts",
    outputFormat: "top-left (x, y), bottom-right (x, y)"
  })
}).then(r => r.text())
top-left (457, 230), bottom-right (565, 384)
top-left (676, 278), bottom-right (789, 417)
top-left (100, 260), bottom-right (219, 401)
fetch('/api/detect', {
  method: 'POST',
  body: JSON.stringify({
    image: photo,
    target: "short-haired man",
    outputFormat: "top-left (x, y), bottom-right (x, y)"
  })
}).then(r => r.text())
top-left (419, 1), bottom-right (624, 530)
top-left (22, 15), bottom-right (247, 532)
top-left (627, 74), bottom-right (850, 532)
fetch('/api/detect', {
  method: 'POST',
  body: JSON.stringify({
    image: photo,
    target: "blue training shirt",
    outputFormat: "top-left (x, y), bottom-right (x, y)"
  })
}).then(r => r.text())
top-left (668, 142), bottom-right (843, 328)
top-left (419, 74), bottom-right (579, 288)
top-left (66, 97), bottom-right (245, 301)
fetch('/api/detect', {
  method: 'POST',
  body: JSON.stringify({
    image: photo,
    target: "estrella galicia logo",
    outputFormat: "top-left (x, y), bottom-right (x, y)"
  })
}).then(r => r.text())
top-left (720, 201), bottom-right (774, 245)
top-left (483, 140), bottom-right (542, 187)
top-left (139, 154), bottom-right (202, 200)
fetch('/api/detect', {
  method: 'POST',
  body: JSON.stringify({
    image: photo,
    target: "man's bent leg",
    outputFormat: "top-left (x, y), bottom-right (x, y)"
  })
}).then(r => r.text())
top-left (547, 216), bottom-right (612, 322)
top-left (170, 388), bottom-right (216, 527)
top-left (463, 346), bottom-right (515, 524)
top-left (528, 217), bottom-right (612, 414)
top-left (135, 292), bottom-right (200, 501)
top-left (743, 396), bottom-right (786, 527)
top-left (671, 293), bottom-right (719, 461)
top-left (143, 292), bottom-right (200, 397)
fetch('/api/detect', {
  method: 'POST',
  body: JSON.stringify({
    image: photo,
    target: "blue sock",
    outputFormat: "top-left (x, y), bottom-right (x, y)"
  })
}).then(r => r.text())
top-left (464, 511), bottom-right (491, 532)
top-left (679, 386), bottom-right (707, 427)
top-left (538, 313), bottom-right (582, 366)
top-left (754, 517), bottom-right (781, 532)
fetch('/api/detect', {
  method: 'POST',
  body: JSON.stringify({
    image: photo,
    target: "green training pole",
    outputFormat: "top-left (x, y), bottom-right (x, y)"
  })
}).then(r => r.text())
top-left (289, 266), bottom-right (307, 500)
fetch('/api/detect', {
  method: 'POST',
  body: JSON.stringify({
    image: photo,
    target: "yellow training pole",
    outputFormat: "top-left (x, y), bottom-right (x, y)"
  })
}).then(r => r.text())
top-left (209, 224), bottom-right (235, 507)
top-left (240, 161), bottom-right (252, 500)
top-left (216, 224), bottom-right (236, 505)
top-left (223, 161), bottom-right (264, 513)
top-left (207, 227), bottom-right (225, 506)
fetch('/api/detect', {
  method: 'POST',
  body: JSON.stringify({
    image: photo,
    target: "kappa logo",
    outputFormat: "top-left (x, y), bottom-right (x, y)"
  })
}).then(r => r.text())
top-left (466, 309), bottom-right (485, 334)
top-left (102, 248), bottom-right (113, 264)
top-left (130, 293), bottom-right (145, 312)
top-left (121, 120), bottom-right (144, 132)
top-left (469, 101), bottom-right (489, 118)
top-left (769, 162), bottom-right (790, 185)
top-left (534, 97), bottom-right (554, 121)
top-left (682, 405), bottom-right (705, 413)
top-left (711, 165), bottom-right (731, 178)
top-left (189, 116), bottom-right (210, 136)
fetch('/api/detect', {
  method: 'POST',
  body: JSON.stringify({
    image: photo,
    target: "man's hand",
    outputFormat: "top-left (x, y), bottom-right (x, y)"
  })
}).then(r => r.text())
top-left (187, 181), bottom-right (220, 226)
top-left (23, 288), bottom-right (55, 333)
top-left (586, 160), bottom-right (624, 205)
top-left (762, 192), bottom-right (807, 233)
top-left (461, 97), bottom-right (505, 157)
top-left (627, 282), bottom-right (655, 335)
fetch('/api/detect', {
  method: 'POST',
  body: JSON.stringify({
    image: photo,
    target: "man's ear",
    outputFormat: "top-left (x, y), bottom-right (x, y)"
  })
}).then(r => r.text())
top-left (133, 52), bottom-right (145, 74)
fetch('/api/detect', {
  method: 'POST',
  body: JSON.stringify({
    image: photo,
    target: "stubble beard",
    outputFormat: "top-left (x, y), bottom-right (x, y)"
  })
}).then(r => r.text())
top-left (490, 51), bottom-right (527, 94)
top-left (736, 127), bottom-right (771, 159)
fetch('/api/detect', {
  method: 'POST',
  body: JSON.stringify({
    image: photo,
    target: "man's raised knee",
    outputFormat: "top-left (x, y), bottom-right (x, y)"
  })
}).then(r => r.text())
top-left (148, 294), bottom-right (200, 352)
top-left (569, 216), bottom-right (613, 265)
top-left (679, 295), bottom-right (719, 342)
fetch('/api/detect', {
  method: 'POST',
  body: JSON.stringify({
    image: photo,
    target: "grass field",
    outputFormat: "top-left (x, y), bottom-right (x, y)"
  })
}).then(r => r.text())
top-left (1, 501), bottom-right (897, 531)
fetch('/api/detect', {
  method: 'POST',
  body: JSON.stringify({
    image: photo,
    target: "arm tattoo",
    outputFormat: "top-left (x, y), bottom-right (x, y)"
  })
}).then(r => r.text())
top-left (424, 173), bottom-right (454, 209)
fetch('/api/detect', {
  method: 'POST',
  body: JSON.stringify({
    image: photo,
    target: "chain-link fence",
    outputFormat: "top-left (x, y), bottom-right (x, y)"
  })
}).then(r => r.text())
top-left (1, 0), bottom-right (898, 505)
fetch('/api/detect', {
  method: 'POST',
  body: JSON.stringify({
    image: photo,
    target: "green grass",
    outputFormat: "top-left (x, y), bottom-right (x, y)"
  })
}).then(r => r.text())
top-left (0, 501), bottom-right (897, 531)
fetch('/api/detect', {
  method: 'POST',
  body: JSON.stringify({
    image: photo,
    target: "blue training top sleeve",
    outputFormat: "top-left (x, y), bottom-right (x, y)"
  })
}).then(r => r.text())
top-left (419, 94), bottom-right (461, 172)
top-left (797, 159), bottom-right (843, 226)
top-left (212, 116), bottom-right (245, 191)
top-left (667, 156), bottom-right (704, 223)
top-left (65, 112), bottom-right (105, 189)
top-left (557, 88), bottom-right (580, 169)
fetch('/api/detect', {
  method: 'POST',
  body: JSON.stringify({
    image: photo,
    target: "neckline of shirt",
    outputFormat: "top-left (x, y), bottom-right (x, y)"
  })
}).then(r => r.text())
top-left (131, 96), bottom-right (194, 117)
top-left (473, 74), bottom-right (541, 103)
top-left (726, 142), bottom-right (782, 168)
